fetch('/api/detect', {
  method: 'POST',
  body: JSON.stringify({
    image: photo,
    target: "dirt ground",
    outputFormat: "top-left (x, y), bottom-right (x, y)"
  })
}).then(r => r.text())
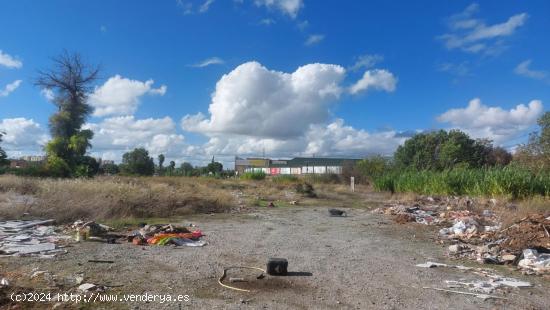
top-left (1, 205), bottom-right (550, 309)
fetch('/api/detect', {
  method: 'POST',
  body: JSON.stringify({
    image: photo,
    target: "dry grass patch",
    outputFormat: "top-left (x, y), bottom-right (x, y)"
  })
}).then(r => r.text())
top-left (0, 176), bottom-right (235, 223)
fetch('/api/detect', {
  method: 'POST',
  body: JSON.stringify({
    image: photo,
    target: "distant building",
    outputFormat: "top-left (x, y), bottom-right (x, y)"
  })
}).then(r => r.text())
top-left (9, 159), bottom-right (28, 169)
top-left (235, 157), bottom-right (360, 175)
top-left (9, 155), bottom-right (46, 169)
top-left (20, 155), bottom-right (46, 162)
top-left (98, 159), bottom-right (115, 167)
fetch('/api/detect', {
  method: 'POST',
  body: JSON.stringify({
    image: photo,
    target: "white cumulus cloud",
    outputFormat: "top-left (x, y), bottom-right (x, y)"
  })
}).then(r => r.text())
top-left (0, 118), bottom-right (49, 156)
top-left (349, 70), bottom-right (397, 95)
top-left (437, 98), bottom-right (544, 144)
top-left (0, 50), bottom-right (22, 69)
top-left (89, 75), bottom-right (167, 117)
top-left (182, 61), bottom-right (346, 139)
top-left (0, 80), bottom-right (22, 97)
top-left (304, 119), bottom-right (406, 156)
top-left (85, 116), bottom-right (185, 161)
top-left (182, 61), bottom-right (404, 159)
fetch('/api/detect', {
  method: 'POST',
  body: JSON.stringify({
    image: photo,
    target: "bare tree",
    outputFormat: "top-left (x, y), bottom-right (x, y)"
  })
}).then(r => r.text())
top-left (35, 51), bottom-right (100, 176)
top-left (36, 51), bottom-right (99, 138)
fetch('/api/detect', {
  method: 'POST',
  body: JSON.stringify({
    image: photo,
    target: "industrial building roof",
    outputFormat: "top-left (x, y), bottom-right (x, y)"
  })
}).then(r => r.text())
top-left (268, 157), bottom-right (361, 168)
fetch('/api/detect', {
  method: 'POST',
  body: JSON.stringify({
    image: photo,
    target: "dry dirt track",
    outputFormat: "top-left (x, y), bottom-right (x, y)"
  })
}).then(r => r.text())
top-left (2, 207), bottom-right (549, 309)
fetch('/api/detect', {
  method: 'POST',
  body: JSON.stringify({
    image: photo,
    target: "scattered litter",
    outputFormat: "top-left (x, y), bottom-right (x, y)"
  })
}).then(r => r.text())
top-left (0, 278), bottom-right (9, 287)
top-left (416, 261), bottom-right (472, 270)
top-left (375, 198), bottom-right (550, 274)
top-left (329, 209), bottom-right (347, 217)
top-left (374, 204), bottom-right (441, 225)
top-left (30, 270), bottom-right (49, 279)
top-left (219, 266), bottom-right (266, 292)
top-left (229, 277), bottom-right (246, 283)
top-left (78, 283), bottom-right (97, 292)
top-left (416, 261), bottom-right (448, 268)
top-left (0, 220), bottom-right (70, 257)
top-left (128, 224), bottom-right (206, 248)
top-left (518, 249), bottom-right (550, 274)
top-left (72, 220), bottom-right (113, 242)
top-left (418, 260), bottom-right (532, 301)
top-left (422, 287), bottom-right (505, 300)
top-left (267, 258), bottom-right (288, 276)
top-left (64, 274), bottom-right (84, 287)
top-left (88, 259), bottom-right (114, 264)
top-left (445, 277), bottom-right (531, 294)
top-left (267, 202), bottom-right (275, 208)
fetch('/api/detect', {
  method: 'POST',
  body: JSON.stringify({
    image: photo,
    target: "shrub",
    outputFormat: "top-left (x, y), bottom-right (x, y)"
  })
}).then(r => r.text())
top-left (271, 175), bottom-right (299, 183)
top-left (303, 173), bottom-right (341, 184)
top-left (295, 182), bottom-right (317, 198)
top-left (45, 155), bottom-right (72, 178)
top-left (240, 171), bottom-right (266, 180)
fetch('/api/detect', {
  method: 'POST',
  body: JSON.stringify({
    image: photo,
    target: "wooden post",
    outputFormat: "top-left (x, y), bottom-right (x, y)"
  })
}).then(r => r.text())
top-left (350, 176), bottom-right (355, 192)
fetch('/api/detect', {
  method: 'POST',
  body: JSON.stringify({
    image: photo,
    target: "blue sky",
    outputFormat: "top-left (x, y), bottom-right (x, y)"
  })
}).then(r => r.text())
top-left (0, 0), bottom-right (549, 166)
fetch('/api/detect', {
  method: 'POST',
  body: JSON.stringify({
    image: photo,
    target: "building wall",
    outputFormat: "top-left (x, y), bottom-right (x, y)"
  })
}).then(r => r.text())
top-left (240, 157), bottom-right (357, 175)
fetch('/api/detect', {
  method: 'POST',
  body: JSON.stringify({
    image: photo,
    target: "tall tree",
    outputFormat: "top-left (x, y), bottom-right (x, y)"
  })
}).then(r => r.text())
top-left (158, 154), bottom-right (165, 169)
top-left (515, 111), bottom-right (550, 170)
top-left (207, 157), bottom-right (223, 174)
top-left (36, 51), bottom-right (99, 177)
top-left (0, 132), bottom-right (9, 167)
top-left (157, 154), bottom-right (165, 175)
top-left (120, 148), bottom-right (155, 176)
top-left (180, 162), bottom-right (193, 176)
top-left (394, 129), bottom-right (494, 170)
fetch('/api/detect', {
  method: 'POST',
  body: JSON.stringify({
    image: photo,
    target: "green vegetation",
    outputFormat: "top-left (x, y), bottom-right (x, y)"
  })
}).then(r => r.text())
top-left (36, 51), bottom-right (100, 177)
top-left (120, 148), bottom-right (155, 176)
top-left (515, 112), bottom-right (550, 170)
top-left (368, 112), bottom-right (550, 198)
top-left (240, 171), bottom-right (266, 180)
top-left (303, 173), bottom-right (341, 184)
top-left (0, 132), bottom-right (8, 168)
top-left (295, 182), bottom-right (317, 198)
top-left (394, 129), bottom-right (510, 170)
top-left (271, 175), bottom-right (299, 183)
top-left (374, 166), bottom-right (550, 199)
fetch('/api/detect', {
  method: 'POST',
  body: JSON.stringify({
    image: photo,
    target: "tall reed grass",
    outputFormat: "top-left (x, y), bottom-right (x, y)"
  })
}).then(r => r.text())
top-left (373, 166), bottom-right (550, 199)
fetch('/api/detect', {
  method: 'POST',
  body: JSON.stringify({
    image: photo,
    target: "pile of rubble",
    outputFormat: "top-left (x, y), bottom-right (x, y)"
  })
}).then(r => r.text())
top-left (127, 223), bottom-right (206, 247)
top-left (0, 220), bottom-right (72, 258)
top-left (374, 197), bottom-right (550, 275)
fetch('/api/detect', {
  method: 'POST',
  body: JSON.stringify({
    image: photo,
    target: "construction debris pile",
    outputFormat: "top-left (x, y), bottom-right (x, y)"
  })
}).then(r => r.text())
top-left (417, 261), bottom-right (532, 300)
top-left (374, 197), bottom-right (550, 275)
top-left (72, 220), bottom-right (116, 242)
top-left (0, 220), bottom-right (71, 258)
top-left (127, 224), bottom-right (206, 247)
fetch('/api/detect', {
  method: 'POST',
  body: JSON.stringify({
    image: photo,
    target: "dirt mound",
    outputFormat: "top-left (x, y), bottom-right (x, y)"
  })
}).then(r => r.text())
top-left (499, 214), bottom-right (550, 253)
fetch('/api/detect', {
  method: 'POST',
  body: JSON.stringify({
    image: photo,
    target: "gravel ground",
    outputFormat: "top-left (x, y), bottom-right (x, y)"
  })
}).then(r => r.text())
top-left (1, 206), bottom-right (549, 309)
